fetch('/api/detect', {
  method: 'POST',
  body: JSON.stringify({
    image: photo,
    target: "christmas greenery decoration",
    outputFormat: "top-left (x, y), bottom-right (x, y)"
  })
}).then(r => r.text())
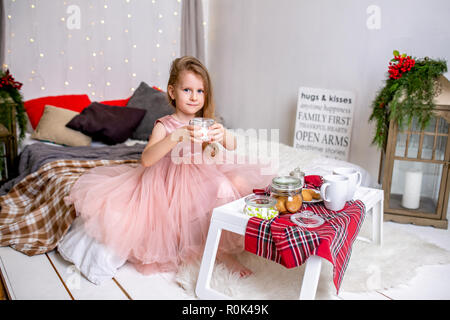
top-left (369, 50), bottom-right (448, 150)
top-left (0, 69), bottom-right (27, 143)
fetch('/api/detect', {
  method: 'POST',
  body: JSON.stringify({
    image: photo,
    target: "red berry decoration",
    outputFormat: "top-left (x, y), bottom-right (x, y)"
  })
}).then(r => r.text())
top-left (388, 53), bottom-right (416, 80)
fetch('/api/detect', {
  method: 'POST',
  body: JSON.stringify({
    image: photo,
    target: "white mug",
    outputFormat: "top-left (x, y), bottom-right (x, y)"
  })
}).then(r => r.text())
top-left (332, 167), bottom-right (362, 201)
top-left (189, 117), bottom-right (215, 141)
top-left (320, 174), bottom-right (349, 211)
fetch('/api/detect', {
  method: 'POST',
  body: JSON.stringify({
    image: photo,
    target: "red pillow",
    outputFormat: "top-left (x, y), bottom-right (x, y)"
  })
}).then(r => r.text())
top-left (24, 94), bottom-right (92, 129)
top-left (100, 97), bottom-right (130, 106)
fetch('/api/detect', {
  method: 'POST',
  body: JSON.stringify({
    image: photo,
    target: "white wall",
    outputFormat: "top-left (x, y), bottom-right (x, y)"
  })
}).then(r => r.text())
top-left (206, 0), bottom-right (450, 182)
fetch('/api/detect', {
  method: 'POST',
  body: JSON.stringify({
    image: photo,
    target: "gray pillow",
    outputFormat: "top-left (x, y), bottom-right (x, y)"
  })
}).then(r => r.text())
top-left (127, 82), bottom-right (174, 140)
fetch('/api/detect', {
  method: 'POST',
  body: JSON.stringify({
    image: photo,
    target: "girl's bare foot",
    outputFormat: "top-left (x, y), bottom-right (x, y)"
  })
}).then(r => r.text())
top-left (217, 252), bottom-right (253, 278)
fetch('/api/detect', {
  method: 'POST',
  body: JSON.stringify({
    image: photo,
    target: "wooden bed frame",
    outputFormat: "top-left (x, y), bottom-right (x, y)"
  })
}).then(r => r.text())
top-left (0, 275), bottom-right (7, 300)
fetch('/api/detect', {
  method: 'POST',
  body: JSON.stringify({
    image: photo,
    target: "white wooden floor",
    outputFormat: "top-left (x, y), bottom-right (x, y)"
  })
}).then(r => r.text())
top-left (0, 246), bottom-right (193, 300)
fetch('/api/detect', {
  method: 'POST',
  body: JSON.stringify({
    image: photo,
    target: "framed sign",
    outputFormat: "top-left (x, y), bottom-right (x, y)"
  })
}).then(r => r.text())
top-left (293, 87), bottom-right (355, 160)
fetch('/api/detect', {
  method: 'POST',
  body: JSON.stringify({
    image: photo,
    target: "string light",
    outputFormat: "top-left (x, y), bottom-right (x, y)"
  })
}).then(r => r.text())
top-left (5, 1), bottom-right (181, 99)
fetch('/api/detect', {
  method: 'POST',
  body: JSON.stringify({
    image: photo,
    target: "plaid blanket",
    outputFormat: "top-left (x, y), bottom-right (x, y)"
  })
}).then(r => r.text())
top-left (0, 159), bottom-right (138, 256)
top-left (244, 200), bottom-right (366, 293)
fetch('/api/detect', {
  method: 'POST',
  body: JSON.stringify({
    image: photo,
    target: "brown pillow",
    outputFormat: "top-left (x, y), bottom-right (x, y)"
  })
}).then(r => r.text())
top-left (31, 105), bottom-right (92, 146)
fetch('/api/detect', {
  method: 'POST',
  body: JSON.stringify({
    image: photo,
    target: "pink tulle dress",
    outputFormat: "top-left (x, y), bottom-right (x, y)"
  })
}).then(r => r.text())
top-left (66, 114), bottom-right (275, 275)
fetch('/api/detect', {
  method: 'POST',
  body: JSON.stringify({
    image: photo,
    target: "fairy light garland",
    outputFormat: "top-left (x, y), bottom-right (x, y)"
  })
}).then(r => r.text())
top-left (4, 0), bottom-right (182, 99)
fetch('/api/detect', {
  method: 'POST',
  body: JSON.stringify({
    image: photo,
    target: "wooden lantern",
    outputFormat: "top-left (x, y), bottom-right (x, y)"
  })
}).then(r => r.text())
top-left (0, 95), bottom-right (18, 184)
top-left (381, 76), bottom-right (450, 229)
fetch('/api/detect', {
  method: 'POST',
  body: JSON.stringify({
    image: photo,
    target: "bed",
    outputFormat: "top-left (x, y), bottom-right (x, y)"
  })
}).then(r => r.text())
top-left (0, 85), bottom-right (373, 300)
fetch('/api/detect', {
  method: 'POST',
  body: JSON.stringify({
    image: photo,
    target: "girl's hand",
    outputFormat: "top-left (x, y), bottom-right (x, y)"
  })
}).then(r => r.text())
top-left (188, 125), bottom-right (207, 143)
top-left (171, 126), bottom-right (204, 144)
top-left (207, 122), bottom-right (225, 143)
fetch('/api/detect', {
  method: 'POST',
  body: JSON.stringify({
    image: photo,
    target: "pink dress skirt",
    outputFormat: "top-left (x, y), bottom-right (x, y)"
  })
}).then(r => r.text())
top-left (66, 115), bottom-right (275, 274)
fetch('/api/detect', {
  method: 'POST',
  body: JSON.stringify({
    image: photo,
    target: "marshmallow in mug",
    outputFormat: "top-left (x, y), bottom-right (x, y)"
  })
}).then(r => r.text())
top-left (189, 117), bottom-right (215, 141)
top-left (332, 167), bottom-right (362, 201)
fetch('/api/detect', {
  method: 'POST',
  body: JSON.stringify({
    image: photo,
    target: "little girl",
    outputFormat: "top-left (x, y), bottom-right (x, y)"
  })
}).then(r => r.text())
top-left (67, 56), bottom-right (274, 277)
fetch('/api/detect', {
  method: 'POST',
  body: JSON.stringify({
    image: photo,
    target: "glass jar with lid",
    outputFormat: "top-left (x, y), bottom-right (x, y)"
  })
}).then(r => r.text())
top-left (243, 194), bottom-right (279, 220)
top-left (270, 176), bottom-right (303, 214)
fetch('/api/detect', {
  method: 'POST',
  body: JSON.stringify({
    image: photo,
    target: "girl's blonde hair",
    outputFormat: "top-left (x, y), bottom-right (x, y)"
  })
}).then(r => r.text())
top-left (167, 56), bottom-right (215, 119)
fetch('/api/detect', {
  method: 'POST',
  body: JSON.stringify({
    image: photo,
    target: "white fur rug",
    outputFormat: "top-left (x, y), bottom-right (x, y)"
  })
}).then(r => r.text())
top-left (175, 220), bottom-right (450, 300)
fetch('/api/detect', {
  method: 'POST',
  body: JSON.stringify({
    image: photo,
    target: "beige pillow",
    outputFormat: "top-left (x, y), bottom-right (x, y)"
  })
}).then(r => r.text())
top-left (31, 105), bottom-right (91, 146)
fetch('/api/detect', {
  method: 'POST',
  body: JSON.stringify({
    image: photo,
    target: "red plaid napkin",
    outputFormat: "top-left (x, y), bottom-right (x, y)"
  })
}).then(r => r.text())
top-left (244, 200), bottom-right (366, 293)
top-left (304, 175), bottom-right (324, 189)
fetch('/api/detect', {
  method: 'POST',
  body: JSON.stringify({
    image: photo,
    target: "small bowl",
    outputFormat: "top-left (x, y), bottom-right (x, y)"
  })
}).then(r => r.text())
top-left (243, 194), bottom-right (279, 220)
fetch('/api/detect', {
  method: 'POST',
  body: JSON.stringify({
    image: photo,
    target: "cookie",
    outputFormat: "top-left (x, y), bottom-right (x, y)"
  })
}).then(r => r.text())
top-left (275, 197), bottom-right (287, 213)
top-left (286, 194), bottom-right (302, 213)
top-left (302, 189), bottom-right (313, 201)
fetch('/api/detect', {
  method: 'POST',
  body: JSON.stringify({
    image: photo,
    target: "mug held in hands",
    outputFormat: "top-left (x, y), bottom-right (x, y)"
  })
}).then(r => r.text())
top-left (189, 117), bottom-right (215, 142)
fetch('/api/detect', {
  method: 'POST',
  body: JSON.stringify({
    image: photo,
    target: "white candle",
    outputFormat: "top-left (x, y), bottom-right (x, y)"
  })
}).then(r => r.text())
top-left (401, 170), bottom-right (423, 209)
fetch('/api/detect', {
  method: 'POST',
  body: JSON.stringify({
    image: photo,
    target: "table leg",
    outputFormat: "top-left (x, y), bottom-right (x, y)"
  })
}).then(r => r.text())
top-left (372, 198), bottom-right (383, 247)
top-left (298, 255), bottom-right (322, 300)
top-left (195, 220), bottom-right (229, 300)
